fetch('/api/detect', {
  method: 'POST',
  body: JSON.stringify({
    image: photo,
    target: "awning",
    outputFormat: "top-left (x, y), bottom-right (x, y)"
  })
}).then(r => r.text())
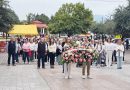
top-left (35, 23), bottom-right (48, 28)
top-left (8, 25), bottom-right (38, 35)
top-left (32, 20), bottom-right (48, 28)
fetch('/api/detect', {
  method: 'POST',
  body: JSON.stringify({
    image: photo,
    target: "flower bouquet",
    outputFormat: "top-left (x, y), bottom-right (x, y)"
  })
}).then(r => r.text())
top-left (62, 47), bottom-right (99, 64)
top-left (62, 51), bottom-right (75, 64)
top-left (72, 49), bottom-right (93, 64)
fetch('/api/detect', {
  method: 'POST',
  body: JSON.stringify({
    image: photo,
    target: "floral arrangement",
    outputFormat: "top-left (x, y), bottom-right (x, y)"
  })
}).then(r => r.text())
top-left (62, 47), bottom-right (99, 64)
top-left (72, 49), bottom-right (93, 63)
top-left (62, 51), bottom-right (75, 64)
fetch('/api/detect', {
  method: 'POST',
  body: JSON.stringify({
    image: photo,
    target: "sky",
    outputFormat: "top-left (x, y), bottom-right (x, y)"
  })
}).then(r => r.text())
top-left (9, 0), bottom-right (128, 21)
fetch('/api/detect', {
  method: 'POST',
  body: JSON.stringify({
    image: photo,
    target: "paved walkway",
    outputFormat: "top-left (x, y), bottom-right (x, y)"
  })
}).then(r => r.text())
top-left (0, 51), bottom-right (130, 90)
top-left (39, 64), bottom-right (130, 90)
top-left (124, 50), bottom-right (130, 63)
top-left (0, 65), bottom-right (50, 90)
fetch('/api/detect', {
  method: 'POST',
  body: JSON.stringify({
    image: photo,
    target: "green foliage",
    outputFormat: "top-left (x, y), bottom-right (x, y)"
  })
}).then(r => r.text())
top-left (0, 0), bottom-right (9, 7)
top-left (26, 13), bottom-right (49, 24)
top-left (26, 13), bottom-right (35, 24)
top-left (113, 0), bottom-right (130, 37)
top-left (48, 3), bottom-right (93, 36)
top-left (104, 20), bottom-right (115, 34)
top-left (0, 0), bottom-right (19, 32)
top-left (7, 9), bottom-right (20, 24)
top-left (35, 14), bottom-right (49, 24)
top-left (89, 20), bottom-right (115, 34)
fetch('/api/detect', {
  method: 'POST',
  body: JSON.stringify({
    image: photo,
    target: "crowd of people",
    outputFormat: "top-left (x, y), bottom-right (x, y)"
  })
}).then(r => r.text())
top-left (6, 35), bottom-right (126, 79)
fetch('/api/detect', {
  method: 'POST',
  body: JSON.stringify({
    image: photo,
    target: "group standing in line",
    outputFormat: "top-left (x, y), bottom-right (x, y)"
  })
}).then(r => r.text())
top-left (6, 36), bottom-right (125, 79)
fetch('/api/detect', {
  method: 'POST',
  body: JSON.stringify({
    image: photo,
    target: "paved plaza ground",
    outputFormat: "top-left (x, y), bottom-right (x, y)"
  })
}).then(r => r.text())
top-left (0, 50), bottom-right (130, 90)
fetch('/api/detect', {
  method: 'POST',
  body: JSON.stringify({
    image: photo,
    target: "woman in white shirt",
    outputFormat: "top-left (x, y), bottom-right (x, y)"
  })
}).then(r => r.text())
top-left (105, 39), bottom-right (114, 68)
top-left (48, 38), bottom-right (56, 68)
top-left (63, 38), bottom-right (72, 79)
top-left (15, 39), bottom-right (21, 63)
top-left (116, 39), bottom-right (124, 69)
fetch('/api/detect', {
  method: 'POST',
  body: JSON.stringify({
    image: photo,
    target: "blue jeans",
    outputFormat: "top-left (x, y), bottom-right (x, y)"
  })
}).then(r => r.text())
top-left (23, 52), bottom-right (29, 63)
top-left (116, 56), bottom-right (123, 68)
top-left (56, 55), bottom-right (61, 65)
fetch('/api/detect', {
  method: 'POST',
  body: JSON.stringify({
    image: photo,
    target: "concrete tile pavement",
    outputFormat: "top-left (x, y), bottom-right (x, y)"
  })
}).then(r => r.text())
top-left (0, 50), bottom-right (130, 90)
top-left (38, 64), bottom-right (130, 90)
top-left (0, 53), bottom-right (8, 65)
top-left (124, 50), bottom-right (130, 63)
top-left (0, 65), bottom-right (50, 90)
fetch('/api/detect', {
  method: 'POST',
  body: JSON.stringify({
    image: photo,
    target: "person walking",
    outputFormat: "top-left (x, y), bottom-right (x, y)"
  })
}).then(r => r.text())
top-left (82, 57), bottom-right (92, 79)
top-left (62, 38), bottom-right (66, 73)
top-left (7, 37), bottom-right (16, 66)
top-left (63, 38), bottom-right (72, 79)
top-left (44, 38), bottom-right (49, 63)
top-left (100, 41), bottom-right (106, 67)
top-left (116, 39), bottom-right (124, 69)
top-left (37, 38), bottom-right (47, 69)
top-left (15, 39), bottom-right (21, 63)
top-left (95, 41), bottom-right (102, 67)
top-left (22, 39), bottom-right (30, 64)
top-left (29, 39), bottom-right (35, 62)
top-left (56, 41), bottom-right (62, 65)
top-left (89, 39), bottom-right (96, 49)
top-left (82, 41), bottom-right (93, 79)
top-left (48, 38), bottom-right (56, 68)
top-left (111, 40), bottom-right (117, 63)
top-left (34, 40), bottom-right (38, 60)
top-left (105, 39), bottom-right (114, 68)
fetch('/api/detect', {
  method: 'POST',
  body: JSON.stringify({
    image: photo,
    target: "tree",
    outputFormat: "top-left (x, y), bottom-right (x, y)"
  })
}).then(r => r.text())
top-left (103, 20), bottom-right (115, 34)
top-left (26, 13), bottom-right (49, 24)
top-left (48, 3), bottom-right (93, 36)
top-left (113, 0), bottom-right (130, 37)
top-left (89, 20), bottom-right (115, 35)
top-left (0, 0), bottom-right (9, 7)
top-left (7, 9), bottom-right (20, 24)
top-left (26, 13), bottom-right (36, 24)
top-left (35, 14), bottom-right (49, 24)
top-left (0, 0), bottom-right (20, 32)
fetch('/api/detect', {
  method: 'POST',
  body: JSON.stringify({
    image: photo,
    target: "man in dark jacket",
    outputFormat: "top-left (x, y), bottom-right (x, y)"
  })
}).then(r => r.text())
top-left (37, 38), bottom-right (47, 69)
top-left (7, 37), bottom-right (16, 66)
